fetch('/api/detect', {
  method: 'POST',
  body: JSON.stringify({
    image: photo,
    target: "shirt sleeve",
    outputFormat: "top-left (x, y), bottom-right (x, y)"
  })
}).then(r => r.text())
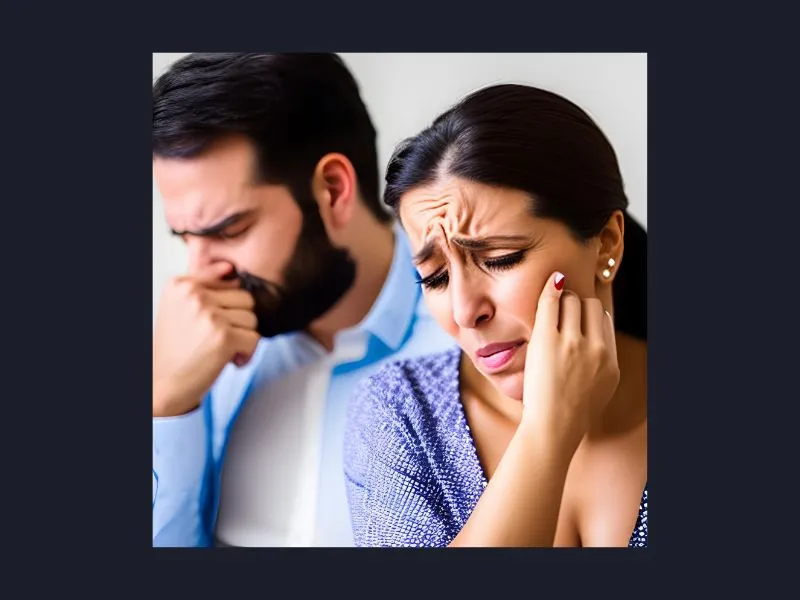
top-left (152, 396), bottom-right (212, 547)
top-left (343, 368), bottom-right (456, 547)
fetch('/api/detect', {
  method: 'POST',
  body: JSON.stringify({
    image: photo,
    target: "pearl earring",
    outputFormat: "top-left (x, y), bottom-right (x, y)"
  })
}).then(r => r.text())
top-left (602, 258), bottom-right (615, 279)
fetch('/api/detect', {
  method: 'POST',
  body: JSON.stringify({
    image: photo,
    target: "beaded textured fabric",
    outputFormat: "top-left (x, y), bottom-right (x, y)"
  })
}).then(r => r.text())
top-left (344, 346), bottom-right (648, 547)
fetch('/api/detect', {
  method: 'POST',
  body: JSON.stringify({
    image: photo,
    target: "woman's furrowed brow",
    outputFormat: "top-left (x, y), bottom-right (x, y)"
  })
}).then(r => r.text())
top-left (413, 233), bottom-right (533, 265)
top-left (413, 238), bottom-right (438, 265)
top-left (450, 234), bottom-right (531, 250)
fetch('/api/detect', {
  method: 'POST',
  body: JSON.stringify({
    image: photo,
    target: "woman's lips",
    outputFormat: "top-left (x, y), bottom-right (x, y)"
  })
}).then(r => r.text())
top-left (475, 340), bottom-right (525, 371)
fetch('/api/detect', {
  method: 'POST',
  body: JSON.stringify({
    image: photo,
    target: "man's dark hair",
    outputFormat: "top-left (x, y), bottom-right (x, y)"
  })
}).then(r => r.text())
top-left (153, 53), bottom-right (391, 224)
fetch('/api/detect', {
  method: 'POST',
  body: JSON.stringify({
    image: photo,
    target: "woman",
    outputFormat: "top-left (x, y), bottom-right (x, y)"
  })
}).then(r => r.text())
top-left (343, 84), bottom-right (647, 547)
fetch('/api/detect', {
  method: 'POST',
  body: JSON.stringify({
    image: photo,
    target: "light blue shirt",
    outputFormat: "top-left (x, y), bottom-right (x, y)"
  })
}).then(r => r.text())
top-left (152, 224), bottom-right (456, 546)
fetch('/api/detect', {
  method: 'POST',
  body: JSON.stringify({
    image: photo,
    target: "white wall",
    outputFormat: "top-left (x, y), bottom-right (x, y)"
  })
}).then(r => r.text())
top-left (152, 53), bottom-right (647, 324)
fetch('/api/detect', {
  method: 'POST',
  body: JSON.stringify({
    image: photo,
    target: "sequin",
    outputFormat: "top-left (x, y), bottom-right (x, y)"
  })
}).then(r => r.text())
top-left (344, 346), bottom-right (647, 547)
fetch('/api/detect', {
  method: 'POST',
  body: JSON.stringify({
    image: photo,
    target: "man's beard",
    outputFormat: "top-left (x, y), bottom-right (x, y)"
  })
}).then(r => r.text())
top-left (231, 202), bottom-right (357, 339)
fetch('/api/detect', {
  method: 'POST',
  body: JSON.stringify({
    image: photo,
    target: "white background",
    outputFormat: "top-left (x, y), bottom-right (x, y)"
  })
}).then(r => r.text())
top-left (152, 53), bottom-right (647, 324)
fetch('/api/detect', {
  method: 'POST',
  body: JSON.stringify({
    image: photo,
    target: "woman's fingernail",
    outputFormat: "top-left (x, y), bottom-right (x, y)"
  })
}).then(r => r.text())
top-left (554, 272), bottom-right (566, 291)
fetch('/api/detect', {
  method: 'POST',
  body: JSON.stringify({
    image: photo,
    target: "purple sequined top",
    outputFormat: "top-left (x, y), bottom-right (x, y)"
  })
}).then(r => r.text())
top-left (343, 346), bottom-right (647, 547)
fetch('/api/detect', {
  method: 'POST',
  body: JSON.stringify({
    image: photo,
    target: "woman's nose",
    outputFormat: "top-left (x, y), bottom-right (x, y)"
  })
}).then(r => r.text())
top-left (449, 271), bottom-right (494, 329)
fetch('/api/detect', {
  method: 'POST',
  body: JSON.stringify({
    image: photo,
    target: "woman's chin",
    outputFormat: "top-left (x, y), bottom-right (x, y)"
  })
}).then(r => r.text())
top-left (489, 372), bottom-right (524, 403)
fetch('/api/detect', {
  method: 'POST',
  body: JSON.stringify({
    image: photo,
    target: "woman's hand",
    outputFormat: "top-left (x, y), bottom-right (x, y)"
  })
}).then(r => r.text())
top-left (521, 271), bottom-right (620, 454)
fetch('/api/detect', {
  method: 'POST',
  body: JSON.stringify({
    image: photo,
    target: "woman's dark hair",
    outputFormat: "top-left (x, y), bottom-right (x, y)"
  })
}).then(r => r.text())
top-left (153, 53), bottom-right (391, 224)
top-left (384, 84), bottom-right (646, 340)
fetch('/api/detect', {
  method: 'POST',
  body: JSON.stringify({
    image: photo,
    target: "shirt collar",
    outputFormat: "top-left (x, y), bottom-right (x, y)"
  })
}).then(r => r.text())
top-left (352, 220), bottom-right (421, 351)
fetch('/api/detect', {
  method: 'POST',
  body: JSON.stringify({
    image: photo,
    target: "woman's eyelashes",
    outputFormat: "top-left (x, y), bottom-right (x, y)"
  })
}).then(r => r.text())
top-left (482, 249), bottom-right (527, 271)
top-left (417, 269), bottom-right (450, 290)
top-left (416, 250), bottom-right (528, 290)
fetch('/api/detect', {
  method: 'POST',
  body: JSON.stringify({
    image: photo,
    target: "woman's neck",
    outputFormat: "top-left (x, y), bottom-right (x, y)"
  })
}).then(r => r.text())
top-left (589, 331), bottom-right (647, 439)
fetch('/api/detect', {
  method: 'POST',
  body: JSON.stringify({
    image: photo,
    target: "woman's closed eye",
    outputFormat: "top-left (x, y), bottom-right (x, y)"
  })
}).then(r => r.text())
top-left (416, 250), bottom-right (528, 290)
top-left (417, 269), bottom-right (450, 290)
top-left (483, 249), bottom-right (527, 271)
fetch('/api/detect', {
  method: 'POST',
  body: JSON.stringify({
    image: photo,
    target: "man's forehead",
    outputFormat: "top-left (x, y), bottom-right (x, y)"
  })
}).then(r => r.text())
top-left (162, 187), bottom-right (251, 231)
top-left (162, 181), bottom-right (298, 233)
top-left (155, 136), bottom-right (261, 227)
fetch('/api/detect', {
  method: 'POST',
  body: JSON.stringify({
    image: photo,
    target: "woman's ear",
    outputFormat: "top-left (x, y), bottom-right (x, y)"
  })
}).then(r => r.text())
top-left (596, 210), bottom-right (625, 284)
top-left (311, 153), bottom-right (357, 230)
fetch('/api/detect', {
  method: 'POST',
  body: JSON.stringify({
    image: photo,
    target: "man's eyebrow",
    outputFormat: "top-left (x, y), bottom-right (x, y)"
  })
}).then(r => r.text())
top-left (170, 210), bottom-right (255, 237)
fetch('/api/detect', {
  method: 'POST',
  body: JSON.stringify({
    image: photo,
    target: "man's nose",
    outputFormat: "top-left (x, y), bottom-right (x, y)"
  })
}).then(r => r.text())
top-left (185, 237), bottom-right (215, 276)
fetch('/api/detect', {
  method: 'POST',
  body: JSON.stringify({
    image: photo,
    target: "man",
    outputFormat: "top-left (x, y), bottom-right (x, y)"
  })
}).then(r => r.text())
top-left (151, 53), bottom-right (454, 547)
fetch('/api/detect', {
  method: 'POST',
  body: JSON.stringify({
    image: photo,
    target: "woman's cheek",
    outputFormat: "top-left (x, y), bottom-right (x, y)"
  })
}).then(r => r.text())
top-left (497, 270), bottom-right (548, 328)
top-left (425, 293), bottom-right (459, 338)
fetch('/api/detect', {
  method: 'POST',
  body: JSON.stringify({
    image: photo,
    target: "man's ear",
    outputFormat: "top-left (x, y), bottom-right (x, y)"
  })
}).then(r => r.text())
top-left (311, 153), bottom-right (357, 230)
top-left (596, 210), bottom-right (625, 284)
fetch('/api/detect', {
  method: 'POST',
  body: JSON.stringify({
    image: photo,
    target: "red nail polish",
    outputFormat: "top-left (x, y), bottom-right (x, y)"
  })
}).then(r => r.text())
top-left (554, 272), bottom-right (566, 290)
